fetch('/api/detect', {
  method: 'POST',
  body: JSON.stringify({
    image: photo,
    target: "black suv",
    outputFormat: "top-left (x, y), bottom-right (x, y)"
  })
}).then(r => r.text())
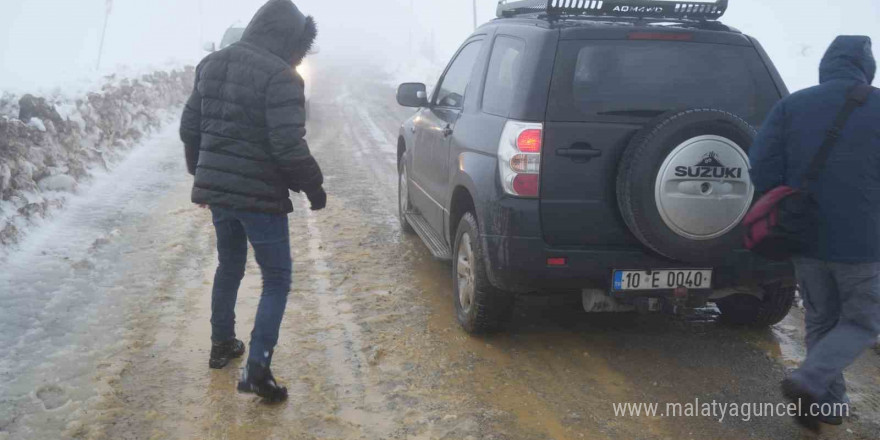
top-left (396, 0), bottom-right (794, 333)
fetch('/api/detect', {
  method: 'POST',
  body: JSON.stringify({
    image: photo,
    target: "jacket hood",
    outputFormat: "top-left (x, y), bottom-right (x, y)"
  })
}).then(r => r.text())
top-left (241, 0), bottom-right (317, 66)
top-left (819, 36), bottom-right (875, 84)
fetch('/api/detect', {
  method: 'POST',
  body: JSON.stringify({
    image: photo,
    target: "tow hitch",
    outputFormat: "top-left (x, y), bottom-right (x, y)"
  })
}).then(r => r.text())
top-left (583, 287), bottom-right (712, 317)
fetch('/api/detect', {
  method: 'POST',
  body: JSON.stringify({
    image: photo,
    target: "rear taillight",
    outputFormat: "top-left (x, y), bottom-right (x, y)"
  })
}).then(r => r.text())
top-left (509, 154), bottom-right (540, 173)
top-left (498, 121), bottom-right (543, 198)
top-left (516, 129), bottom-right (542, 153)
top-left (512, 174), bottom-right (539, 196)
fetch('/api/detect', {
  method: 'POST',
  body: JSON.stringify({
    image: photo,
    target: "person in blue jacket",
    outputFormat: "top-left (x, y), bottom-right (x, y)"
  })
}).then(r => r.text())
top-left (749, 36), bottom-right (879, 431)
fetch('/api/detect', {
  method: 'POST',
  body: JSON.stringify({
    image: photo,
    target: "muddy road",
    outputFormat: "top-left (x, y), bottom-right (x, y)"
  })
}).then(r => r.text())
top-left (3, 65), bottom-right (880, 440)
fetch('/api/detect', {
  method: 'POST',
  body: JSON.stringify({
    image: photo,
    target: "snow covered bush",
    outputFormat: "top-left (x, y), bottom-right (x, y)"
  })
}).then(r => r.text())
top-left (0, 67), bottom-right (194, 248)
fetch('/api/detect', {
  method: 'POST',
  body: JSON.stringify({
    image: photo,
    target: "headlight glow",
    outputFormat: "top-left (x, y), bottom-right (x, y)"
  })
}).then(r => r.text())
top-left (295, 63), bottom-right (309, 82)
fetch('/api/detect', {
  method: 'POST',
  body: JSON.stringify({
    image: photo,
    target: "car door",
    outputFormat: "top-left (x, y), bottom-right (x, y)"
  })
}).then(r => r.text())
top-left (411, 39), bottom-right (484, 233)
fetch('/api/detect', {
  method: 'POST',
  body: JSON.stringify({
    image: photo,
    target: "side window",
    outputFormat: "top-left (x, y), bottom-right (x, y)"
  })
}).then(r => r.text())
top-left (434, 41), bottom-right (483, 109)
top-left (482, 36), bottom-right (526, 117)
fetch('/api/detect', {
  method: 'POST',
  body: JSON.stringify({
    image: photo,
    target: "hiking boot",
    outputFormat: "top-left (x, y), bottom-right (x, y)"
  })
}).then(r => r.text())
top-left (237, 362), bottom-right (288, 403)
top-left (818, 400), bottom-right (849, 426)
top-left (818, 414), bottom-right (843, 426)
top-left (781, 378), bottom-right (821, 433)
top-left (209, 339), bottom-right (245, 369)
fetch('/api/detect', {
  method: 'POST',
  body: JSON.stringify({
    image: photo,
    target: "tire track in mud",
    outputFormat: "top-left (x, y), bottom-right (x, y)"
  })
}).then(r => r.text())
top-left (299, 205), bottom-right (395, 437)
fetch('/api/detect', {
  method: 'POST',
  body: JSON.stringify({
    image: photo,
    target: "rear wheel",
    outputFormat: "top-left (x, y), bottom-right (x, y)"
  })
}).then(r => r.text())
top-left (398, 157), bottom-right (414, 235)
top-left (715, 285), bottom-right (795, 327)
top-left (453, 212), bottom-right (514, 333)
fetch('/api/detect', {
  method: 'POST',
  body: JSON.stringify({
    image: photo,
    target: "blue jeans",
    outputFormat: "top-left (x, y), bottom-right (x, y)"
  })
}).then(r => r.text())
top-left (210, 206), bottom-right (292, 366)
top-left (791, 257), bottom-right (880, 407)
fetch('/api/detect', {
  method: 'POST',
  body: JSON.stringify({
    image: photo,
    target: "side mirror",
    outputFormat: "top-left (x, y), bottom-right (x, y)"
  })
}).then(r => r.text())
top-left (203, 42), bottom-right (216, 53)
top-left (397, 83), bottom-right (428, 108)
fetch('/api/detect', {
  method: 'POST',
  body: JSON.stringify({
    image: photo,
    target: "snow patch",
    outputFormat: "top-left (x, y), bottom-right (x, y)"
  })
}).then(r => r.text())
top-left (26, 118), bottom-right (45, 132)
top-left (37, 175), bottom-right (78, 193)
top-left (0, 67), bottom-right (195, 253)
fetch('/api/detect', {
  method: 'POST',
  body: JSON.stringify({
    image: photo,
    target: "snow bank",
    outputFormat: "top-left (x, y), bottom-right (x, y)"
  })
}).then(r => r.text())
top-left (0, 67), bottom-right (194, 250)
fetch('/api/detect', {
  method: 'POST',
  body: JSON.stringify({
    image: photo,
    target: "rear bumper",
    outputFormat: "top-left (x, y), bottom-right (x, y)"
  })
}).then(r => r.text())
top-left (483, 235), bottom-right (794, 293)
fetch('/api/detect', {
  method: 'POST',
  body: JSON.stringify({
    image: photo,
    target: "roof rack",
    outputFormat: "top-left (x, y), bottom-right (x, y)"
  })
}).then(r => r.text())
top-left (496, 0), bottom-right (729, 21)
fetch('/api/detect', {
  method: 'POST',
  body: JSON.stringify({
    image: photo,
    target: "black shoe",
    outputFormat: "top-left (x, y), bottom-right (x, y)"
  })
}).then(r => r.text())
top-left (818, 414), bottom-right (843, 426)
top-left (781, 378), bottom-right (821, 433)
top-left (209, 339), bottom-right (245, 369)
top-left (237, 362), bottom-right (288, 403)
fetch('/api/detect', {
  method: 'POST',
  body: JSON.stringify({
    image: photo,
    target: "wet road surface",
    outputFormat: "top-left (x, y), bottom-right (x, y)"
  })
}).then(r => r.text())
top-left (2, 65), bottom-right (880, 440)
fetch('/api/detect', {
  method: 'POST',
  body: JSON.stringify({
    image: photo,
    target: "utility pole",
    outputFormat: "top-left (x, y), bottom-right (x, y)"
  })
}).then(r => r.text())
top-left (409, 0), bottom-right (414, 58)
top-left (473, 0), bottom-right (478, 30)
top-left (198, 0), bottom-right (204, 47)
top-left (96, 0), bottom-right (113, 70)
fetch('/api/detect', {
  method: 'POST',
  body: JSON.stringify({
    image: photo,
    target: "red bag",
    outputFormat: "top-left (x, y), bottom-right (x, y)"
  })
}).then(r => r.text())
top-left (743, 84), bottom-right (873, 260)
top-left (743, 186), bottom-right (808, 261)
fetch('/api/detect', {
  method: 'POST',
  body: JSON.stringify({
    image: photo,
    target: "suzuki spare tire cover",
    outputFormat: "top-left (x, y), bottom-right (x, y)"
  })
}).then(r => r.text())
top-left (617, 109), bottom-right (756, 263)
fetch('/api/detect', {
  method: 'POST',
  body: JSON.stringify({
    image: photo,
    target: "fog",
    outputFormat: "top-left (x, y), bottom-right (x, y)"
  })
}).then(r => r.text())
top-left (0, 0), bottom-right (495, 93)
top-left (1, 0), bottom-right (879, 93)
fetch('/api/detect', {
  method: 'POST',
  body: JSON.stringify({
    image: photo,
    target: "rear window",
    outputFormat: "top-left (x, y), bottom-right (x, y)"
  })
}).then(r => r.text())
top-left (547, 40), bottom-right (780, 125)
top-left (482, 36), bottom-right (526, 117)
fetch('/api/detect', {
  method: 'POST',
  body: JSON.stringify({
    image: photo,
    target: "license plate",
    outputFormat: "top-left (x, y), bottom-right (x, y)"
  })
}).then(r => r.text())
top-left (612, 269), bottom-right (712, 291)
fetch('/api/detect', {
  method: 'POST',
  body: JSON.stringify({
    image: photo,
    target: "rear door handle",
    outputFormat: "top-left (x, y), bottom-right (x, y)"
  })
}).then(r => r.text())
top-left (557, 145), bottom-right (601, 161)
top-left (442, 125), bottom-right (453, 137)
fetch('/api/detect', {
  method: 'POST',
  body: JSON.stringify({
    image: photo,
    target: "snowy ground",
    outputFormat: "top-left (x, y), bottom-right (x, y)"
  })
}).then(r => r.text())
top-left (1, 65), bottom-right (880, 440)
top-left (0, 125), bottom-right (203, 439)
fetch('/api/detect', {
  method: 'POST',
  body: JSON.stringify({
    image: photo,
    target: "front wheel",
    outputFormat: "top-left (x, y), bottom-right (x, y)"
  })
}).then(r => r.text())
top-left (453, 212), bottom-right (514, 333)
top-left (715, 285), bottom-right (795, 327)
top-left (398, 157), bottom-right (415, 235)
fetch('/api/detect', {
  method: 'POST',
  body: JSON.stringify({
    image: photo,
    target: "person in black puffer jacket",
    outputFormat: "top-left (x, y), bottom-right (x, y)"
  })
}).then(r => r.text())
top-left (179, 0), bottom-right (324, 403)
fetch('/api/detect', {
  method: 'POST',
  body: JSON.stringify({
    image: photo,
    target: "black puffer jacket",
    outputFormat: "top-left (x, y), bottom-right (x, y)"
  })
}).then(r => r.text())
top-left (180, 0), bottom-right (323, 214)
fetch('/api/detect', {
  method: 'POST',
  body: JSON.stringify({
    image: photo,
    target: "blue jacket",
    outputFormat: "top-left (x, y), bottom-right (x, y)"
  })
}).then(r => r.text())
top-left (749, 36), bottom-right (880, 263)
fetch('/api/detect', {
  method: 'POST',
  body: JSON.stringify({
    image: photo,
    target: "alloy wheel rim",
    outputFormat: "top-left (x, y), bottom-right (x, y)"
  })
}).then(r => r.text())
top-left (457, 232), bottom-right (476, 313)
top-left (399, 165), bottom-right (409, 216)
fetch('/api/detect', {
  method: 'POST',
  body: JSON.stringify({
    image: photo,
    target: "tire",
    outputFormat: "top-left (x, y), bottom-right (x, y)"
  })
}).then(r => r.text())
top-left (398, 157), bottom-right (415, 235)
top-left (715, 286), bottom-right (795, 327)
top-left (617, 109), bottom-right (757, 263)
top-left (452, 212), bottom-right (514, 334)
